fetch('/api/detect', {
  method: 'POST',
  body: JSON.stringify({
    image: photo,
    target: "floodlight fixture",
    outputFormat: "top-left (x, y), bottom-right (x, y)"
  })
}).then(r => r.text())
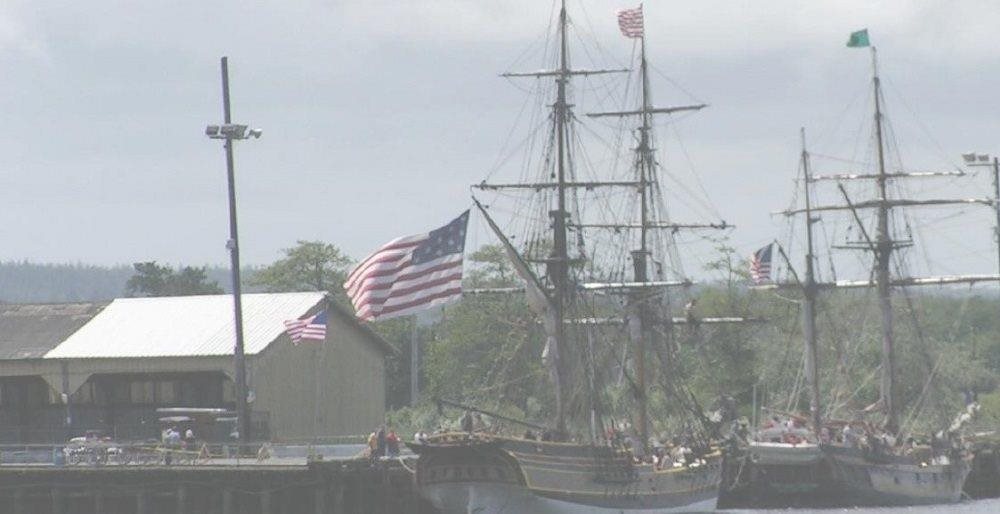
top-left (205, 123), bottom-right (262, 140)
top-left (964, 152), bottom-right (995, 167)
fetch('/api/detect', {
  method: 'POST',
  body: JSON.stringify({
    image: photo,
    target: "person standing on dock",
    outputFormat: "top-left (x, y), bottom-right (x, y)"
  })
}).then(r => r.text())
top-left (376, 425), bottom-right (387, 458)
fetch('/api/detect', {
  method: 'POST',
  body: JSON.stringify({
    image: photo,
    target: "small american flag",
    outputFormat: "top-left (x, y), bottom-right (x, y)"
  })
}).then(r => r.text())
top-left (345, 211), bottom-right (469, 321)
top-left (284, 310), bottom-right (327, 344)
top-left (617, 4), bottom-right (644, 39)
top-left (750, 244), bottom-right (773, 285)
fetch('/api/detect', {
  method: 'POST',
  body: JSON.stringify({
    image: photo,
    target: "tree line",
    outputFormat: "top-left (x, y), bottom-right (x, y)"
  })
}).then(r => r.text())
top-left (4, 241), bottom-right (999, 438)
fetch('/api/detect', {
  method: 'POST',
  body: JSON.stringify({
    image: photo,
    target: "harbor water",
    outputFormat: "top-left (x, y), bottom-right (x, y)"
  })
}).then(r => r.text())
top-left (722, 498), bottom-right (1000, 514)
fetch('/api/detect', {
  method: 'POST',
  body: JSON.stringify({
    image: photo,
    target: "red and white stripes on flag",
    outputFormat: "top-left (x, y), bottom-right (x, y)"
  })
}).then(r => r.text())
top-left (750, 244), bottom-right (773, 285)
top-left (345, 211), bottom-right (469, 322)
top-left (617, 4), bottom-right (644, 39)
top-left (283, 310), bottom-right (328, 344)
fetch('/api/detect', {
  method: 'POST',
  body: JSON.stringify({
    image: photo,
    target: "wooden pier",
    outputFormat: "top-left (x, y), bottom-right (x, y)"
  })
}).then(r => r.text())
top-left (0, 459), bottom-right (437, 514)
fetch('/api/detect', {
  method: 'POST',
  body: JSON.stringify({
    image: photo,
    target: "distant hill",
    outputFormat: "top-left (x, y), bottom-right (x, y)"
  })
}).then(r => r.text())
top-left (0, 261), bottom-right (256, 303)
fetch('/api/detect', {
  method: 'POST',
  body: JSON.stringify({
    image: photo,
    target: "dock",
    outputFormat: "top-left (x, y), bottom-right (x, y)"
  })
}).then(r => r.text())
top-left (0, 445), bottom-right (437, 514)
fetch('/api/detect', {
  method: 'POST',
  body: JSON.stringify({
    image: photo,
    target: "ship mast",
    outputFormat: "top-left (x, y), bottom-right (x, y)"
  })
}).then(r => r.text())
top-left (481, 0), bottom-right (627, 435)
top-left (587, 7), bottom-right (716, 453)
top-left (771, 43), bottom-right (1000, 434)
top-left (800, 128), bottom-right (822, 435)
top-left (869, 47), bottom-right (900, 434)
top-left (631, 33), bottom-right (653, 456)
top-left (477, 2), bottom-right (742, 438)
top-left (548, 0), bottom-right (572, 436)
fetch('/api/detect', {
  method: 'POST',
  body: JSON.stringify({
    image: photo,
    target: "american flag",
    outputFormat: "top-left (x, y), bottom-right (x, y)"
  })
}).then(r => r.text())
top-left (617, 4), bottom-right (644, 39)
top-left (283, 309), bottom-right (328, 344)
top-left (750, 244), bottom-right (773, 285)
top-left (345, 211), bottom-right (469, 321)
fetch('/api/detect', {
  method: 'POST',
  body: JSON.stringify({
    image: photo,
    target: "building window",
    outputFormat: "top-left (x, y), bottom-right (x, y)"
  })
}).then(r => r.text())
top-left (71, 382), bottom-right (95, 404)
top-left (157, 381), bottom-right (177, 404)
top-left (130, 381), bottom-right (155, 404)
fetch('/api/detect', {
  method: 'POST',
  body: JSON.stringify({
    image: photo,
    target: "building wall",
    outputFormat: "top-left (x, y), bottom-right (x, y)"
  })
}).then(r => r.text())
top-left (251, 311), bottom-right (386, 441)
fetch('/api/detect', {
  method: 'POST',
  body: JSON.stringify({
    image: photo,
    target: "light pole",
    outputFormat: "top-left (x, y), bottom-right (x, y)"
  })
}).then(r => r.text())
top-left (962, 152), bottom-right (1000, 285)
top-left (206, 56), bottom-right (262, 446)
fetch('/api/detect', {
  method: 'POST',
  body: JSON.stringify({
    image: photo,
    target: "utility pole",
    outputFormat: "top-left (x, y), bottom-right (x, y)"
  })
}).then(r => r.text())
top-left (205, 57), bottom-right (262, 446)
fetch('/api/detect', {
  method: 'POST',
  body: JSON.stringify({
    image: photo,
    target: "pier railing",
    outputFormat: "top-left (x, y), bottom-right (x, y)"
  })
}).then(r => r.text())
top-left (0, 441), bottom-right (373, 467)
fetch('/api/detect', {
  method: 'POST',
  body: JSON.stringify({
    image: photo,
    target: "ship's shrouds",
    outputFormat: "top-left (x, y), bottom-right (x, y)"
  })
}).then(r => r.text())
top-left (283, 309), bottom-right (327, 343)
top-left (345, 210), bottom-right (469, 321)
top-left (750, 243), bottom-right (773, 284)
top-left (617, 4), bottom-right (644, 38)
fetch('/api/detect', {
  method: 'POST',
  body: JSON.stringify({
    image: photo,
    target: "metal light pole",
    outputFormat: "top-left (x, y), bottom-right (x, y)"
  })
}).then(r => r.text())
top-left (206, 56), bottom-right (262, 445)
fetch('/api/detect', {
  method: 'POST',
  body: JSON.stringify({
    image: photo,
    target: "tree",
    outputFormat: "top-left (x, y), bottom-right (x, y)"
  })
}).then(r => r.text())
top-left (249, 241), bottom-right (353, 300)
top-left (125, 261), bottom-right (223, 297)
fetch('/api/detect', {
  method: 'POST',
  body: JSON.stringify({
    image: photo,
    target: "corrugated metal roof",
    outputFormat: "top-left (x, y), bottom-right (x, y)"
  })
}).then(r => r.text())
top-left (0, 302), bottom-right (107, 359)
top-left (44, 292), bottom-right (325, 359)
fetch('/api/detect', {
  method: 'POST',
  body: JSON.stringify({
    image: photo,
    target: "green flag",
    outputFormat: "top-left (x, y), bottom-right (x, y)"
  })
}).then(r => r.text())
top-left (847, 29), bottom-right (870, 48)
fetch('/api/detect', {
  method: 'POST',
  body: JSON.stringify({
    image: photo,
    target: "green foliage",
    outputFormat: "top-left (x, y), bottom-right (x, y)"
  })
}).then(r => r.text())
top-left (419, 244), bottom-right (546, 417)
top-left (391, 241), bottom-right (1000, 439)
top-left (249, 241), bottom-right (353, 301)
top-left (124, 261), bottom-right (223, 297)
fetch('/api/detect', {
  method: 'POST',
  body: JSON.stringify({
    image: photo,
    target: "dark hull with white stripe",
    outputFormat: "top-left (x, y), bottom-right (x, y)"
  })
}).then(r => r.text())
top-left (823, 445), bottom-right (971, 506)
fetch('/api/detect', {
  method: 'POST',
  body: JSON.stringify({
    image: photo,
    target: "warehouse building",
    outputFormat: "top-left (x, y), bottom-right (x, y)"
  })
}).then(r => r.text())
top-left (0, 292), bottom-right (392, 443)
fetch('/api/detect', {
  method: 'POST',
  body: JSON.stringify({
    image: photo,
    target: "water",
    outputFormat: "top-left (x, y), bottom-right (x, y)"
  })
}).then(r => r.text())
top-left (723, 498), bottom-right (1000, 513)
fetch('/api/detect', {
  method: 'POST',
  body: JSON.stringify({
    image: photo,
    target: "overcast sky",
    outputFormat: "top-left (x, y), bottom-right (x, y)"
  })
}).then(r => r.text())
top-left (0, 0), bottom-right (998, 281)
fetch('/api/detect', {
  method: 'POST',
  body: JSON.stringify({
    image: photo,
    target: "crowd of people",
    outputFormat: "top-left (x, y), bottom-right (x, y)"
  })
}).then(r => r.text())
top-left (161, 425), bottom-right (197, 449)
top-left (366, 424), bottom-right (402, 461)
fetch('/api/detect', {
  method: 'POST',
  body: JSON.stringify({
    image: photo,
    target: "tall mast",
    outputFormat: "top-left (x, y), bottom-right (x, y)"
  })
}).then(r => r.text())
top-left (870, 47), bottom-right (899, 434)
top-left (800, 128), bottom-right (821, 435)
top-left (549, 0), bottom-right (571, 436)
top-left (585, 5), bottom-right (718, 450)
top-left (479, 0), bottom-right (634, 437)
top-left (631, 33), bottom-right (652, 455)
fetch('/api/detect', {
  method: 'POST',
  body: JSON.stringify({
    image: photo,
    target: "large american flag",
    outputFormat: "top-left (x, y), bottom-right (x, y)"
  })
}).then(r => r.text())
top-left (345, 211), bottom-right (469, 321)
top-left (283, 309), bottom-right (328, 344)
top-left (750, 244), bottom-right (773, 285)
top-left (617, 4), bottom-right (644, 39)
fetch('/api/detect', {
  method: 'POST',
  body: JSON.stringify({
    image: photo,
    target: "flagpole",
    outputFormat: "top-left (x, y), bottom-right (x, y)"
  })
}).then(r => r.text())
top-left (313, 343), bottom-right (320, 444)
top-left (410, 317), bottom-right (420, 406)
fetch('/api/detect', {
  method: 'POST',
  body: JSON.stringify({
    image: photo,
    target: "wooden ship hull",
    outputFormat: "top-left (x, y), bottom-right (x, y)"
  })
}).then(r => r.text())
top-left (822, 445), bottom-right (971, 506)
top-left (718, 442), bottom-right (838, 508)
top-left (965, 439), bottom-right (1000, 499)
top-left (410, 435), bottom-right (720, 514)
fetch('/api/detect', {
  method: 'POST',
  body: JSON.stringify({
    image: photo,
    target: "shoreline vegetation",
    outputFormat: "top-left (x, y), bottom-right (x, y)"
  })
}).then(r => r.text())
top-left (4, 241), bottom-right (998, 442)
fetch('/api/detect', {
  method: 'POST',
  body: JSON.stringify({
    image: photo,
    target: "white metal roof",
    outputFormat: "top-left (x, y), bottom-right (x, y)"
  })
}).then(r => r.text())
top-left (44, 292), bottom-right (325, 359)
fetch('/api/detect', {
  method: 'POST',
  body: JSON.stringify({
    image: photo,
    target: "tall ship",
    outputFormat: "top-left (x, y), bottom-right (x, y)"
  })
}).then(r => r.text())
top-left (724, 30), bottom-right (990, 508)
top-left (408, 2), bottom-right (747, 512)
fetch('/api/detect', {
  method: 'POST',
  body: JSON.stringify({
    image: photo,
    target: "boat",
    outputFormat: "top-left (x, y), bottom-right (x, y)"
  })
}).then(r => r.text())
top-left (717, 131), bottom-right (835, 508)
top-left (727, 33), bottom-right (988, 507)
top-left (409, 2), bottom-right (745, 512)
